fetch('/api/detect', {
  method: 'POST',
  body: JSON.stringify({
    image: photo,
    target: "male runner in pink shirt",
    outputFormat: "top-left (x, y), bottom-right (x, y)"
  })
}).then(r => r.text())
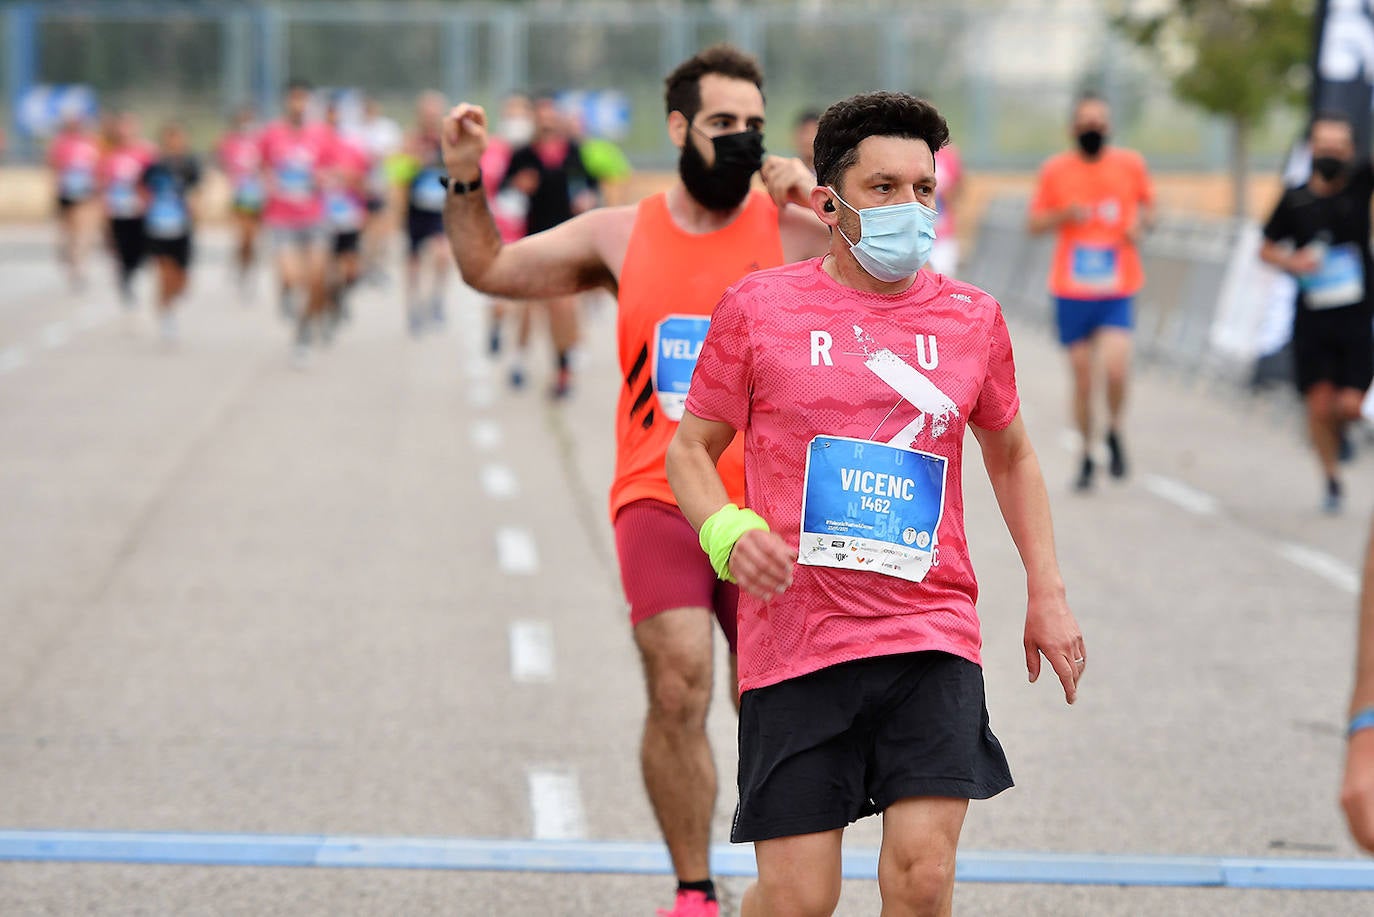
top-left (259, 79), bottom-right (332, 363)
top-left (217, 105), bottom-right (264, 293)
top-left (47, 114), bottom-right (102, 291)
top-left (667, 91), bottom-right (1084, 917)
top-left (97, 112), bottom-right (157, 306)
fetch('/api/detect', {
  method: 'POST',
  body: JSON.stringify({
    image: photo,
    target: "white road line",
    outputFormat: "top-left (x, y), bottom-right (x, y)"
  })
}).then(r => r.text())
top-left (1276, 543), bottom-right (1359, 595)
top-left (509, 621), bottom-right (555, 683)
top-left (41, 322), bottom-right (70, 350)
top-left (527, 769), bottom-right (586, 840)
top-left (480, 463), bottom-right (520, 499)
top-left (1141, 474), bottom-right (1220, 517)
top-left (73, 305), bottom-right (112, 330)
top-left (496, 527), bottom-right (539, 575)
top-left (0, 346), bottom-right (26, 374)
top-left (471, 420), bottom-right (502, 451)
top-left (469, 384), bottom-right (495, 409)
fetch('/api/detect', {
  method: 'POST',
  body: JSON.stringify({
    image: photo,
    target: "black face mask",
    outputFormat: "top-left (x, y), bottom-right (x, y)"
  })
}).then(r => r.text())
top-left (679, 128), bottom-right (765, 213)
top-left (1313, 155), bottom-right (1348, 182)
top-left (1076, 129), bottom-right (1106, 158)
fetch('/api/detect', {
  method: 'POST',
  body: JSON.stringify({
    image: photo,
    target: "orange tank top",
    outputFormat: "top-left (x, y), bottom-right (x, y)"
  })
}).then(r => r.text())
top-left (610, 189), bottom-right (784, 520)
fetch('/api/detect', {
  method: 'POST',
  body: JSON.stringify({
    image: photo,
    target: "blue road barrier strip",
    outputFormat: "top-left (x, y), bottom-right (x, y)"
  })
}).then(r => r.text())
top-left (2, 831), bottom-right (1374, 890)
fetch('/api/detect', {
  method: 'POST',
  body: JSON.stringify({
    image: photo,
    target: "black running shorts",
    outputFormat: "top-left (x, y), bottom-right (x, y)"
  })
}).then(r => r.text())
top-left (332, 230), bottom-right (361, 256)
top-left (406, 207), bottom-right (444, 256)
top-left (732, 650), bottom-right (1013, 844)
top-left (146, 234), bottom-right (192, 269)
top-left (1293, 306), bottom-right (1374, 394)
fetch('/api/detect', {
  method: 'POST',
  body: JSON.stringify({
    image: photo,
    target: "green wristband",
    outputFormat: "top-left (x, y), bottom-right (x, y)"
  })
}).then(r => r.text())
top-left (699, 504), bottom-right (770, 583)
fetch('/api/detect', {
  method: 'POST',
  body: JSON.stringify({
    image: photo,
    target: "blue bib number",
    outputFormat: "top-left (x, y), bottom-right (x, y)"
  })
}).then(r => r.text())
top-left (60, 168), bottom-right (94, 199)
top-left (1299, 243), bottom-right (1365, 310)
top-left (145, 193), bottom-right (188, 239)
top-left (1070, 244), bottom-right (1120, 291)
top-left (799, 435), bottom-right (947, 583)
top-left (411, 168), bottom-right (447, 211)
top-left (652, 315), bottom-right (710, 422)
top-left (277, 163), bottom-right (313, 200)
top-left (105, 182), bottom-right (140, 217)
top-left (326, 192), bottom-right (362, 231)
top-left (233, 177), bottom-right (264, 209)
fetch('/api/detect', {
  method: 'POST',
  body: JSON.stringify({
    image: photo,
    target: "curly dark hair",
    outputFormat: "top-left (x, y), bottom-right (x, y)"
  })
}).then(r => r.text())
top-left (663, 44), bottom-right (765, 122)
top-left (813, 91), bottom-right (949, 190)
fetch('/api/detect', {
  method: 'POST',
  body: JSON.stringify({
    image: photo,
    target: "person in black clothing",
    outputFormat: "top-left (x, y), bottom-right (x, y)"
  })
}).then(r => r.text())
top-left (403, 91), bottom-right (452, 337)
top-left (1261, 111), bottom-right (1374, 514)
top-left (501, 94), bottom-right (599, 398)
top-left (141, 121), bottom-right (201, 342)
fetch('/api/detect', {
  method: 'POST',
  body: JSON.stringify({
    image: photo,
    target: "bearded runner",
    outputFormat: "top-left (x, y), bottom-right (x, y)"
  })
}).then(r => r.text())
top-left (439, 44), bottom-right (829, 917)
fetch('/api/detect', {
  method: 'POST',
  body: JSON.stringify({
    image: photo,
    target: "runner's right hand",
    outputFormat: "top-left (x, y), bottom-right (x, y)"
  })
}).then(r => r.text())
top-left (729, 529), bottom-right (797, 602)
top-left (1289, 247), bottom-right (1322, 275)
top-left (441, 103), bottom-right (488, 181)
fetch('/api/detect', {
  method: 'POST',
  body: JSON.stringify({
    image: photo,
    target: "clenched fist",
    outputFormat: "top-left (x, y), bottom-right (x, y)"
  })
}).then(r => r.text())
top-left (441, 103), bottom-right (489, 182)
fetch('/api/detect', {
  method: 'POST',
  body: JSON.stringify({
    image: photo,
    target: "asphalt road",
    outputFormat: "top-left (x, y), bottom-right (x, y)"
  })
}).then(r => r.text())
top-left (0, 226), bottom-right (1371, 916)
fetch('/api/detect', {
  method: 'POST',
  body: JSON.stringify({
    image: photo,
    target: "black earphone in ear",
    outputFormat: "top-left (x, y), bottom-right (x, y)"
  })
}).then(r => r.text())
top-left (823, 200), bottom-right (835, 212)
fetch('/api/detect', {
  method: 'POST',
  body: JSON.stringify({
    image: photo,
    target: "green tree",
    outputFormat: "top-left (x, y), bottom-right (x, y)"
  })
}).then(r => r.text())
top-left (1114, 0), bottom-right (1312, 217)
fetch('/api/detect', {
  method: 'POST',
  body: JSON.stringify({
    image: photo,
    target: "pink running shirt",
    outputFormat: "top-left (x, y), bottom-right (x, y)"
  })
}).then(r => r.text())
top-left (49, 133), bottom-right (101, 201)
top-left (685, 258), bottom-right (1020, 692)
top-left (322, 129), bottom-right (372, 231)
top-left (217, 131), bottom-right (262, 185)
top-left (258, 121), bottom-right (330, 227)
top-left (98, 142), bottom-right (156, 219)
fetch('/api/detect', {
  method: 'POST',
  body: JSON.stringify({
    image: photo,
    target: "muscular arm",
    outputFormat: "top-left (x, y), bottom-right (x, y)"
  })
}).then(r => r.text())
top-left (442, 191), bottom-right (617, 298)
top-left (667, 412), bottom-right (794, 600)
top-left (972, 413), bottom-right (1084, 704)
top-left (665, 411), bottom-right (737, 530)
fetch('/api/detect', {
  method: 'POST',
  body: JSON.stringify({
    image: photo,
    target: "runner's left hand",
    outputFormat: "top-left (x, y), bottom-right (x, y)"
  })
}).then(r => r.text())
top-left (729, 529), bottom-right (797, 602)
top-left (1023, 592), bottom-right (1084, 704)
top-left (760, 155), bottom-right (816, 210)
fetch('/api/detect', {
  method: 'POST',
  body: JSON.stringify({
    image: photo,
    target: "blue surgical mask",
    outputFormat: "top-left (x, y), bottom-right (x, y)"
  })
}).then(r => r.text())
top-left (828, 187), bottom-right (938, 282)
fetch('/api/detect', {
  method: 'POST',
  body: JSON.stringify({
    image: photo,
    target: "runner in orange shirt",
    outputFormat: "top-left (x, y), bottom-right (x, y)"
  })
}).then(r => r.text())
top-left (1029, 92), bottom-right (1154, 491)
top-left (440, 45), bottom-right (828, 917)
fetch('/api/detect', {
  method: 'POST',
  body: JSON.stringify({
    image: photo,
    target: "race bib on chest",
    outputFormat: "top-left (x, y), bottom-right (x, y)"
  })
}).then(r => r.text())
top-left (1300, 243), bottom-right (1365, 310)
top-left (233, 177), bottom-right (264, 208)
top-left (60, 168), bottom-right (94, 199)
top-left (411, 168), bottom-right (447, 211)
top-left (1069, 244), bottom-right (1121, 291)
top-left (145, 193), bottom-right (188, 239)
top-left (105, 182), bottom-right (141, 217)
top-left (652, 315), bottom-right (709, 422)
top-left (325, 192), bottom-right (363, 231)
top-left (798, 435), bottom-right (948, 584)
top-left (277, 162), bottom-right (313, 201)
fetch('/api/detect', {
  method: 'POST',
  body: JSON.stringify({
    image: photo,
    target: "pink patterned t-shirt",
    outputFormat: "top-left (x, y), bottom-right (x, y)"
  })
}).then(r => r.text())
top-left (685, 258), bottom-right (1020, 692)
top-left (258, 121), bottom-right (330, 227)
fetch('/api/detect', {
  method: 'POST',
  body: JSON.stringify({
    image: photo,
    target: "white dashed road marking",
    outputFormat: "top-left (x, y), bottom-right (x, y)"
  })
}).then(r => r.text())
top-left (527, 769), bottom-right (586, 840)
top-left (496, 527), bottom-right (539, 575)
top-left (1276, 543), bottom-right (1359, 595)
top-left (1141, 474), bottom-right (1220, 517)
top-left (480, 464), bottom-right (520, 499)
top-left (509, 621), bottom-right (555, 683)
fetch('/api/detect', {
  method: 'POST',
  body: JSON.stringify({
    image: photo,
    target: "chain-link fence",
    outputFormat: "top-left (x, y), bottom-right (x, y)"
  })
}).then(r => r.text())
top-left (2, 0), bottom-right (1303, 170)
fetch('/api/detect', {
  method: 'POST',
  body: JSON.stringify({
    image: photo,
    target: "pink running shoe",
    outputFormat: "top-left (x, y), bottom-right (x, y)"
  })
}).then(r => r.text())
top-left (656, 889), bottom-right (719, 917)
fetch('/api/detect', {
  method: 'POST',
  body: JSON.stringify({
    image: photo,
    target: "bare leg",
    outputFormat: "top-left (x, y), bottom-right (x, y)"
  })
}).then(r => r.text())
top-left (741, 829), bottom-right (844, 917)
top-left (1098, 328), bottom-right (1133, 430)
top-left (1067, 338), bottom-right (1095, 488)
top-left (1307, 382), bottom-right (1341, 481)
top-left (876, 797), bottom-right (968, 917)
top-left (634, 607), bottom-right (717, 887)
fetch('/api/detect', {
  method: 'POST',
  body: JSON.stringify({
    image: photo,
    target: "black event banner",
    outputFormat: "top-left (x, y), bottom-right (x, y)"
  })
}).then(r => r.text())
top-left (1312, 0), bottom-right (1374, 154)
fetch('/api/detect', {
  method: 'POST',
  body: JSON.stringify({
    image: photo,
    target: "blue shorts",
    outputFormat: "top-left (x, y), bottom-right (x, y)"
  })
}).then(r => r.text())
top-left (1055, 296), bottom-right (1134, 346)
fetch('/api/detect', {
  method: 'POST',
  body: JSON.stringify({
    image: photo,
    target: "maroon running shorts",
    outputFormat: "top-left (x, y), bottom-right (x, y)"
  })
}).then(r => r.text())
top-left (613, 498), bottom-right (738, 653)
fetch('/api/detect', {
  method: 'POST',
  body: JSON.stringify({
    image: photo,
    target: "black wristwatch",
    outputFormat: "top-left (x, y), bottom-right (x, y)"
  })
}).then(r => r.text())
top-left (439, 173), bottom-right (483, 195)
